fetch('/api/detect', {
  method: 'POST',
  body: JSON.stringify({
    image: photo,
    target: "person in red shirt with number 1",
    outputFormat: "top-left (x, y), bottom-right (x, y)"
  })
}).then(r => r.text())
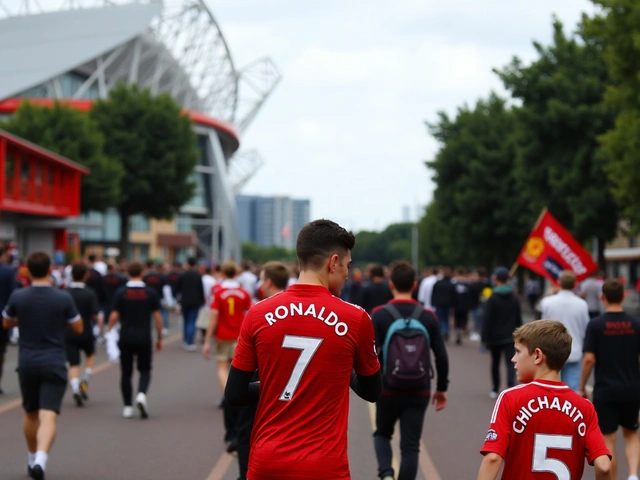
top-left (478, 320), bottom-right (611, 480)
top-left (225, 219), bottom-right (382, 480)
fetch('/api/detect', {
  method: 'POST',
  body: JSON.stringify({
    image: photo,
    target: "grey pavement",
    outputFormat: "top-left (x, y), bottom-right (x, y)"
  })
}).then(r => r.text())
top-left (0, 311), bottom-right (633, 480)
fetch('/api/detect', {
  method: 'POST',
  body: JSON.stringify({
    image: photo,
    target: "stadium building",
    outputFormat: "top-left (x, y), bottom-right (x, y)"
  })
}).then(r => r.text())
top-left (0, 0), bottom-right (280, 262)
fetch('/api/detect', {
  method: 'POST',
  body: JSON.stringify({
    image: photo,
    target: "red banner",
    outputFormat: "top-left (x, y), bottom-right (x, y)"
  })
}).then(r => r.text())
top-left (516, 209), bottom-right (598, 284)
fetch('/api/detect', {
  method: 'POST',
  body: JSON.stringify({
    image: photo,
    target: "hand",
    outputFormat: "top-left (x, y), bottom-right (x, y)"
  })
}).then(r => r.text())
top-left (156, 339), bottom-right (162, 352)
top-left (202, 342), bottom-right (210, 360)
top-left (432, 391), bottom-right (447, 411)
top-left (580, 389), bottom-right (589, 400)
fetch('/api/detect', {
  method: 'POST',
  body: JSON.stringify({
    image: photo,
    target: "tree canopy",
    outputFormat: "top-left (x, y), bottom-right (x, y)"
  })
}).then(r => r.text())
top-left (0, 101), bottom-right (122, 211)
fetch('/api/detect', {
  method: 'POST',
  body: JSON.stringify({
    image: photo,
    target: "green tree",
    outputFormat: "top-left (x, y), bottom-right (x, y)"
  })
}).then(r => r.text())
top-left (495, 19), bottom-right (618, 265)
top-left (583, 1), bottom-right (640, 232)
top-left (241, 242), bottom-right (297, 263)
top-left (0, 101), bottom-right (122, 211)
top-left (352, 223), bottom-right (414, 266)
top-left (425, 94), bottom-right (526, 268)
top-left (90, 84), bottom-right (198, 255)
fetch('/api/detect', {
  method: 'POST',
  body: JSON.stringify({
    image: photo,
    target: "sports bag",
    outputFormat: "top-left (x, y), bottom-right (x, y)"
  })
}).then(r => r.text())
top-left (382, 303), bottom-right (431, 390)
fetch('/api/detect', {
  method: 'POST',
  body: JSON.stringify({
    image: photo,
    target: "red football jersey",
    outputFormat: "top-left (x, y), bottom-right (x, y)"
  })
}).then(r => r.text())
top-left (232, 284), bottom-right (380, 480)
top-left (481, 380), bottom-right (610, 479)
top-left (211, 280), bottom-right (251, 341)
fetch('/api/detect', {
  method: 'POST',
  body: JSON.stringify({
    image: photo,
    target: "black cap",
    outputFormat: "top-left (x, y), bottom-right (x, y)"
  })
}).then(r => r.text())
top-left (494, 266), bottom-right (509, 282)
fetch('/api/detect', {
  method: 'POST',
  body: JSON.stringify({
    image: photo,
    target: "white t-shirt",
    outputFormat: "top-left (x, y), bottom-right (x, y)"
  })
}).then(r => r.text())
top-left (540, 290), bottom-right (590, 363)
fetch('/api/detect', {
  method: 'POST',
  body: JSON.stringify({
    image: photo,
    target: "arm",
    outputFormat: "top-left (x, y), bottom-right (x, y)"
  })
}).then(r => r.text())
top-left (68, 317), bottom-right (83, 335)
top-left (224, 366), bottom-right (260, 406)
top-left (153, 310), bottom-right (163, 351)
top-left (593, 455), bottom-right (612, 480)
top-left (429, 312), bottom-right (449, 411)
top-left (477, 453), bottom-right (503, 480)
top-left (579, 352), bottom-right (596, 398)
top-left (202, 309), bottom-right (219, 360)
top-left (350, 370), bottom-right (382, 402)
top-left (107, 310), bottom-right (120, 332)
top-left (2, 317), bottom-right (17, 329)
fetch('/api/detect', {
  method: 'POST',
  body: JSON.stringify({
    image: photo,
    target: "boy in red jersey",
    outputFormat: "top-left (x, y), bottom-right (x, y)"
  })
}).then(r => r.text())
top-left (225, 219), bottom-right (382, 480)
top-left (478, 320), bottom-right (611, 480)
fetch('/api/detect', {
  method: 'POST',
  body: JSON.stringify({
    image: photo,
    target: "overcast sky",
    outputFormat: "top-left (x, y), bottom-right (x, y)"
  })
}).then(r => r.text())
top-left (209, 0), bottom-right (597, 232)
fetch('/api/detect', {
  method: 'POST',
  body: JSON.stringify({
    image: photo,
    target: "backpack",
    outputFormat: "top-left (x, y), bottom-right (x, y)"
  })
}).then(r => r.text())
top-left (381, 303), bottom-right (432, 390)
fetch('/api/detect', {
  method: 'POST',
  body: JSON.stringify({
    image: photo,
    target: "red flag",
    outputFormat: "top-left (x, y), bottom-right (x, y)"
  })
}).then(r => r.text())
top-left (516, 209), bottom-right (598, 285)
top-left (281, 223), bottom-right (291, 240)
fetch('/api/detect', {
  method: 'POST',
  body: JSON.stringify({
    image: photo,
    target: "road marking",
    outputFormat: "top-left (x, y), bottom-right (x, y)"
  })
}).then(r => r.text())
top-left (0, 333), bottom-right (182, 417)
top-left (205, 452), bottom-right (234, 480)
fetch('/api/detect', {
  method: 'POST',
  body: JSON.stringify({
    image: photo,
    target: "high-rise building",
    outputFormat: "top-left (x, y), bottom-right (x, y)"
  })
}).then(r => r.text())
top-left (236, 195), bottom-right (311, 249)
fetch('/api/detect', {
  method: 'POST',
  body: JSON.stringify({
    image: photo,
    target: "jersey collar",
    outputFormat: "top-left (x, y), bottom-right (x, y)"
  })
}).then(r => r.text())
top-left (126, 281), bottom-right (146, 287)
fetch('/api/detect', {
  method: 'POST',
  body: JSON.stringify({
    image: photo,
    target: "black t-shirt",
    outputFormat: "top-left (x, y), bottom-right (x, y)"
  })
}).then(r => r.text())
top-left (143, 272), bottom-right (166, 299)
top-left (453, 280), bottom-right (472, 313)
top-left (469, 279), bottom-right (490, 310)
top-left (86, 267), bottom-right (107, 304)
top-left (371, 300), bottom-right (449, 394)
top-left (3, 285), bottom-right (80, 369)
top-left (67, 285), bottom-right (99, 342)
top-left (113, 282), bottom-right (161, 342)
top-left (104, 273), bottom-right (127, 302)
top-left (583, 311), bottom-right (640, 401)
top-left (359, 281), bottom-right (393, 313)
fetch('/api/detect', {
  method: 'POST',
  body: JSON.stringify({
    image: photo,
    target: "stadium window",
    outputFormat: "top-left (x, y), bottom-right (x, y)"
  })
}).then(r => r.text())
top-left (5, 152), bottom-right (14, 196)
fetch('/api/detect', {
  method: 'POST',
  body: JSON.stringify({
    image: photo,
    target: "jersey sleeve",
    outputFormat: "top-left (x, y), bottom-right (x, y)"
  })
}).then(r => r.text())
top-left (353, 311), bottom-right (381, 376)
top-left (64, 293), bottom-right (81, 323)
top-left (480, 391), bottom-right (512, 459)
top-left (231, 308), bottom-right (257, 372)
top-left (584, 403), bottom-right (611, 464)
top-left (211, 290), bottom-right (222, 311)
top-left (583, 321), bottom-right (596, 353)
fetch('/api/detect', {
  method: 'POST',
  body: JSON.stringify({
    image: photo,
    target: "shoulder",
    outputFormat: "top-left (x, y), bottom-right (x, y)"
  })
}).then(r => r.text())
top-left (491, 384), bottom-right (530, 419)
top-left (333, 295), bottom-right (369, 320)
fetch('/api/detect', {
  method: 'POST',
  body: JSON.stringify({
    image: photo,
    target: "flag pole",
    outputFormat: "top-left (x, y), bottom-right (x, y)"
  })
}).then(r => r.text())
top-left (509, 207), bottom-right (549, 278)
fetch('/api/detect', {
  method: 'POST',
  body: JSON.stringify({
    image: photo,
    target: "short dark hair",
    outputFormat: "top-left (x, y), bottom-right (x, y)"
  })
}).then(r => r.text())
top-left (514, 320), bottom-right (572, 371)
top-left (128, 261), bottom-right (143, 278)
top-left (187, 257), bottom-right (197, 267)
top-left (602, 278), bottom-right (624, 304)
top-left (390, 261), bottom-right (415, 293)
top-left (27, 251), bottom-right (51, 278)
top-left (71, 262), bottom-right (88, 282)
top-left (369, 264), bottom-right (384, 279)
top-left (221, 261), bottom-right (237, 278)
top-left (262, 261), bottom-right (290, 290)
top-left (559, 270), bottom-right (576, 290)
top-left (88, 254), bottom-right (96, 263)
top-left (296, 219), bottom-right (355, 270)
top-left (145, 259), bottom-right (154, 269)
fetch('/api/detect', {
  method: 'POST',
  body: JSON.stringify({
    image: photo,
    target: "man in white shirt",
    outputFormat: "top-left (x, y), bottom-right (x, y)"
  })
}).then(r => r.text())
top-left (417, 267), bottom-right (439, 310)
top-left (237, 263), bottom-right (257, 301)
top-left (540, 270), bottom-right (590, 392)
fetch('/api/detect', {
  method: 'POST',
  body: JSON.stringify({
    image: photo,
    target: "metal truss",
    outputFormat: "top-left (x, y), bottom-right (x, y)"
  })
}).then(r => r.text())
top-left (228, 149), bottom-right (265, 193)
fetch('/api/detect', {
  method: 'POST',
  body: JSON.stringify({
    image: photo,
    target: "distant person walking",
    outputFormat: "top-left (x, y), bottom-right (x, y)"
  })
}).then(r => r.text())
top-left (580, 278), bottom-right (640, 480)
top-left (359, 264), bottom-right (393, 314)
top-left (417, 267), bottom-right (439, 311)
top-left (2, 251), bottom-right (82, 479)
top-left (482, 267), bottom-right (522, 398)
top-left (581, 271), bottom-right (604, 319)
top-left (540, 270), bottom-right (590, 392)
top-left (431, 267), bottom-right (456, 342)
top-left (175, 257), bottom-right (205, 351)
top-left (0, 246), bottom-right (16, 394)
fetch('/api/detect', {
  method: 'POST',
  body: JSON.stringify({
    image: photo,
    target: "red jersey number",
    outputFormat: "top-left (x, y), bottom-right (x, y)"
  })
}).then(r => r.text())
top-left (532, 434), bottom-right (572, 479)
top-left (279, 335), bottom-right (323, 402)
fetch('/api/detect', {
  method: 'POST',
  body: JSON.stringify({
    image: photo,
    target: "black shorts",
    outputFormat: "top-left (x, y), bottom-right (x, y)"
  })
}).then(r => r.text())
top-left (593, 398), bottom-right (640, 434)
top-left (454, 311), bottom-right (469, 329)
top-left (18, 366), bottom-right (68, 414)
top-left (65, 338), bottom-right (95, 366)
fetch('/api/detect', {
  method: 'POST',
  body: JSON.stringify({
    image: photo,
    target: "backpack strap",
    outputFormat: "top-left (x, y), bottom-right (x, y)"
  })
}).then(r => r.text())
top-left (383, 303), bottom-right (404, 321)
top-left (410, 303), bottom-right (425, 322)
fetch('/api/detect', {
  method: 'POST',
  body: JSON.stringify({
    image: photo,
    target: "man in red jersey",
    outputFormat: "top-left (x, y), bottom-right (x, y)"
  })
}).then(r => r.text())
top-left (226, 219), bottom-right (382, 480)
top-left (478, 320), bottom-right (611, 480)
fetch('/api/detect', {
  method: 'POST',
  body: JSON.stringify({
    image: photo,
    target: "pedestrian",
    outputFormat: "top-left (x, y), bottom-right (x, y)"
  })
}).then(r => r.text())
top-left (107, 262), bottom-right (163, 419)
top-left (202, 260), bottom-right (251, 452)
top-left (359, 264), bottom-right (393, 314)
top-left (525, 276), bottom-right (541, 313)
top-left (66, 262), bottom-right (99, 407)
top-left (431, 267), bottom-right (456, 342)
top-left (2, 251), bottom-right (83, 479)
top-left (580, 271), bottom-right (604, 319)
top-left (175, 257), bottom-right (205, 351)
top-left (235, 261), bottom-right (289, 480)
top-left (468, 267), bottom-right (490, 343)
top-left (85, 254), bottom-right (108, 330)
top-left (225, 219), bottom-right (382, 480)
top-left (0, 246), bottom-right (16, 394)
top-left (453, 267), bottom-right (472, 345)
top-left (196, 265), bottom-right (216, 343)
top-left (143, 260), bottom-right (169, 336)
top-left (579, 278), bottom-right (640, 480)
top-left (482, 266), bottom-right (522, 399)
top-left (417, 267), bottom-right (439, 311)
top-left (540, 270), bottom-right (589, 392)
top-left (477, 320), bottom-right (611, 480)
top-left (371, 260), bottom-right (448, 480)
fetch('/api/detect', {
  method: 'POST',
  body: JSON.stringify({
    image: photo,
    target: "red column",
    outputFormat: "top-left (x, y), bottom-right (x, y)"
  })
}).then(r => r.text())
top-left (54, 228), bottom-right (68, 252)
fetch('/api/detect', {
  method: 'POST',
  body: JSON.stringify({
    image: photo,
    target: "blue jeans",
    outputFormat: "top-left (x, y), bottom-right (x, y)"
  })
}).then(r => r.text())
top-left (160, 308), bottom-right (169, 329)
top-left (435, 307), bottom-right (450, 337)
top-left (182, 307), bottom-right (199, 346)
top-left (561, 361), bottom-right (581, 392)
top-left (471, 306), bottom-right (483, 333)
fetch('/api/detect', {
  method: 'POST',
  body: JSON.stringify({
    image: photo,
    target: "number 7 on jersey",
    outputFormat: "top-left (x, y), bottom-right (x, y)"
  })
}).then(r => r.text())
top-left (279, 335), bottom-right (323, 402)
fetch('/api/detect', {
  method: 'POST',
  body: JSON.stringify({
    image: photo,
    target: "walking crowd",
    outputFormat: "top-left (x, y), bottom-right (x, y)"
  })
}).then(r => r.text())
top-left (1, 218), bottom-right (639, 479)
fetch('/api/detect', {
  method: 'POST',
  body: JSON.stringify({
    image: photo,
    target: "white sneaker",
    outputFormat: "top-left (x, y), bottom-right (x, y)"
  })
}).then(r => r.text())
top-left (161, 328), bottom-right (169, 337)
top-left (122, 406), bottom-right (134, 418)
top-left (185, 344), bottom-right (197, 352)
top-left (489, 391), bottom-right (498, 399)
top-left (136, 392), bottom-right (148, 419)
top-left (469, 332), bottom-right (480, 341)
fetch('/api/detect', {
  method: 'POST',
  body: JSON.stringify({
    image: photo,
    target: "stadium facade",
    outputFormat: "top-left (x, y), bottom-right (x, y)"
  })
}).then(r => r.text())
top-left (0, 0), bottom-right (280, 263)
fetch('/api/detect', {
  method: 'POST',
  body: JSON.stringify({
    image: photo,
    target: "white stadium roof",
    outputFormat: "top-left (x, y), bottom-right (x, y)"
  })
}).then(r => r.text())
top-left (0, 3), bottom-right (161, 102)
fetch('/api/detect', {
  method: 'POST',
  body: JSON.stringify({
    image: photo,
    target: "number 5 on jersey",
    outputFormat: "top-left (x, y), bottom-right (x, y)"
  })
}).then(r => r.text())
top-left (279, 335), bottom-right (323, 402)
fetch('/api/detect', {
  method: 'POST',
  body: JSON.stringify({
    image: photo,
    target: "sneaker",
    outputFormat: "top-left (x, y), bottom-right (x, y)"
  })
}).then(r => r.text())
top-left (73, 391), bottom-right (84, 407)
top-left (27, 465), bottom-right (33, 477)
top-left (30, 464), bottom-right (44, 480)
top-left (216, 396), bottom-right (225, 409)
top-left (79, 380), bottom-right (89, 401)
top-left (469, 332), bottom-right (480, 341)
top-left (382, 476), bottom-right (394, 480)
top-left (185, 344), bottom-right (197, 352)
top-left (489, 391), bottom-right (498, 399)
top-left (161, 328), bottom-right (169, 337)
top-left (122, 406), bottom-right (134, 418)
top-left (226, 438), bottom-right (238, 453)
top-left (136, 392), bottom-right (148, 419)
